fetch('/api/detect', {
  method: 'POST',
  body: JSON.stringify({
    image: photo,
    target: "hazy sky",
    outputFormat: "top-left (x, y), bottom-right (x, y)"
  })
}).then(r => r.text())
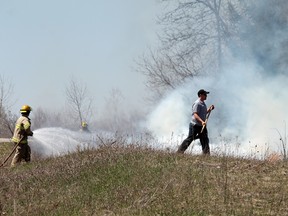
top-left (0, 0), bottom-right (160, 113)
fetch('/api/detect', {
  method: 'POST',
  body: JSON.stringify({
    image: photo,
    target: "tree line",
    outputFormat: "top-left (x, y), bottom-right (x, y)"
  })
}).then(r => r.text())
top-left (0, 76), bottom-right (144, 137)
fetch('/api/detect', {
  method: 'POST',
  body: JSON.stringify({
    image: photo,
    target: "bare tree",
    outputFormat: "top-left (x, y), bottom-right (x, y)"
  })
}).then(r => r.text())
top-left (140, 0), bottom-right (288, 100)
top-left (33, 107), bottom-right (70, 129)
top-left (65, 77), bottom-right (93, 130)
top-left (237, 0), bottom-right (288, 75)
top-left (97, 88), bottom-right (127, 132)
top-left (32, 107), bottom-right (48, 130)
top-left (96, 88), bottom-right (146, 133)
top-left (0, 75), bottom-right (16, 137)
top-left (138, 0), bottom-right (247, 98)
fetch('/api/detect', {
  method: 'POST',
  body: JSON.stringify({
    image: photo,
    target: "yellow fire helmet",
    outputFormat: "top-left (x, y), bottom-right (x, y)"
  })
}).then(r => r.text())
top-left (82, 122), bottom-right (88, 127)
top-left (20, 105), bottom-right (32, 113)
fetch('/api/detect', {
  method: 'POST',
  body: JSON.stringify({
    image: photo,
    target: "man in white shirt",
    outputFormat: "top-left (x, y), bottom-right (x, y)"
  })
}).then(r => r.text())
top-left (177, 89), bottom-right (214, 155)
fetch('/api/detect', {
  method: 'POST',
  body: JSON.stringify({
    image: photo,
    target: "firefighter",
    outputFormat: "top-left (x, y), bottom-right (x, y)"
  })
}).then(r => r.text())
top-left (11, 105), bottom-right (34, 167)
top-left (80, 121), bottom-right (90, 133)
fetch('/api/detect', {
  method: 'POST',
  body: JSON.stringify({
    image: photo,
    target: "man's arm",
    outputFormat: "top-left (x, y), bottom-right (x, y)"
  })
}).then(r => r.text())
top-left (193, 112), bottom-right (206, 126)
top-left (23, 119), bottom-right (33, 136)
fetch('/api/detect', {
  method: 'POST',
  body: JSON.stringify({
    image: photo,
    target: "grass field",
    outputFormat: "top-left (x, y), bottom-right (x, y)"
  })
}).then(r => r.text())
top-left (0, 140), bottom-right (288, 215)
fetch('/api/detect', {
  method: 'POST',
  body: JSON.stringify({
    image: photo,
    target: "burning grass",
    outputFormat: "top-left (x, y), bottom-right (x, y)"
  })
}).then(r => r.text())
top-left (0, 140), bottom-right (288, 215)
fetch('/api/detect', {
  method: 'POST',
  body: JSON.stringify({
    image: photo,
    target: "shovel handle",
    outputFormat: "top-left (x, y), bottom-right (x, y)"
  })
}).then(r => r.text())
top-left (200, 111), bottom-right (212, 133)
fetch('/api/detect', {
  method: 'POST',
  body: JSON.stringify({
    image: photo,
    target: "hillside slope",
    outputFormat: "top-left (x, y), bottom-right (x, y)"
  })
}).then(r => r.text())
top-left (1, 142), bottom-right (288, 215)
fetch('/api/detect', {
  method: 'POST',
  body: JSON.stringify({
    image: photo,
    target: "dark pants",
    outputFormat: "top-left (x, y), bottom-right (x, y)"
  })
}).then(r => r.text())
top-left (177, 123), bottom-right (210, 155)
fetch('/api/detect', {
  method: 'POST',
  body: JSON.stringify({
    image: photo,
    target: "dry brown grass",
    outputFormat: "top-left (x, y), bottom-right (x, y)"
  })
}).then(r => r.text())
top-left (266, 152), bottom-right (283, 164)
top-left (0, 141), bottom-right (288, 215)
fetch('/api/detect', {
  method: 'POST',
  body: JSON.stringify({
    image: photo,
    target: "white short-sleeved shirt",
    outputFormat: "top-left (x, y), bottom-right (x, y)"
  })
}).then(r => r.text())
top-left (191, 98), bottom-right (207, 126)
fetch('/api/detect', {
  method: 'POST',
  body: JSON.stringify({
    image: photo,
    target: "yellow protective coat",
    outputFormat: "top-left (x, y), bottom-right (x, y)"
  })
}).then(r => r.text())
top-left (11, 115), bottom-right (33, 166)
top-left (11, 116), bottom-right (33, 144)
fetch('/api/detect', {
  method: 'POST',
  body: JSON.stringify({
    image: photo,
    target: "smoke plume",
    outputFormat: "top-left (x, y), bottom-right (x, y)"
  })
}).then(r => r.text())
top-left (145, 1), bottom-right (288, 158)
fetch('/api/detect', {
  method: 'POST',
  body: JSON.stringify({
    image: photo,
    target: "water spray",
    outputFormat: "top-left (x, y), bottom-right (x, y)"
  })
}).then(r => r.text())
top-left (31, 127), bottom-right (96, 158)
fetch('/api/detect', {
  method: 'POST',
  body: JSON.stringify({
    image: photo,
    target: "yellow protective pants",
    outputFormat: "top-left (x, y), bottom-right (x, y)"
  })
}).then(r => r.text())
top-left (11, 143), bottom-right (31, 167)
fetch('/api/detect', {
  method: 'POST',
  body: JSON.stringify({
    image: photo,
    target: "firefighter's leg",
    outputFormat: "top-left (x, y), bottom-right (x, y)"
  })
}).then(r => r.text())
top-left (24, 144), bottom-right (31, 162)
top-left (11, 145), bottom-right (24, 167)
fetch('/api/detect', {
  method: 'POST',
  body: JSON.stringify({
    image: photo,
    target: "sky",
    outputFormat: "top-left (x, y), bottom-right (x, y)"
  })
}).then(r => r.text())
top-left (0, 0), bottom-right (160, 113)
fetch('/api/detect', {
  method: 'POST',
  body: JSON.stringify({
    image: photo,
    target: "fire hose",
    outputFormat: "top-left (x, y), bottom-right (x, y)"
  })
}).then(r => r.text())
top-left (0, 136), bottom-right (24, 168)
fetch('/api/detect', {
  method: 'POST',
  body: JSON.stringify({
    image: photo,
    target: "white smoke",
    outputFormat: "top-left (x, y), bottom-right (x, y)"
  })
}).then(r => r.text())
top-left (144, 1), bottom-right (288, 159)
top-left (145, 60), bottom-right (288, 159)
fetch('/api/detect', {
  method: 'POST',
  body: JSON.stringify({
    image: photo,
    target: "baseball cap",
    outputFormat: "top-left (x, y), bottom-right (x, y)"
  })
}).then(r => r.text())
top-left (197, 89), bottom-right (210, 96)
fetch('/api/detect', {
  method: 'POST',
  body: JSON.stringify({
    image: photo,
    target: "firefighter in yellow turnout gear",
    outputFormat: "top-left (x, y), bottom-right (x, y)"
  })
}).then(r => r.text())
top-left (11, 105), bottom-right (34, 167)
top-left (80, 121), bottom-right (90, 133)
